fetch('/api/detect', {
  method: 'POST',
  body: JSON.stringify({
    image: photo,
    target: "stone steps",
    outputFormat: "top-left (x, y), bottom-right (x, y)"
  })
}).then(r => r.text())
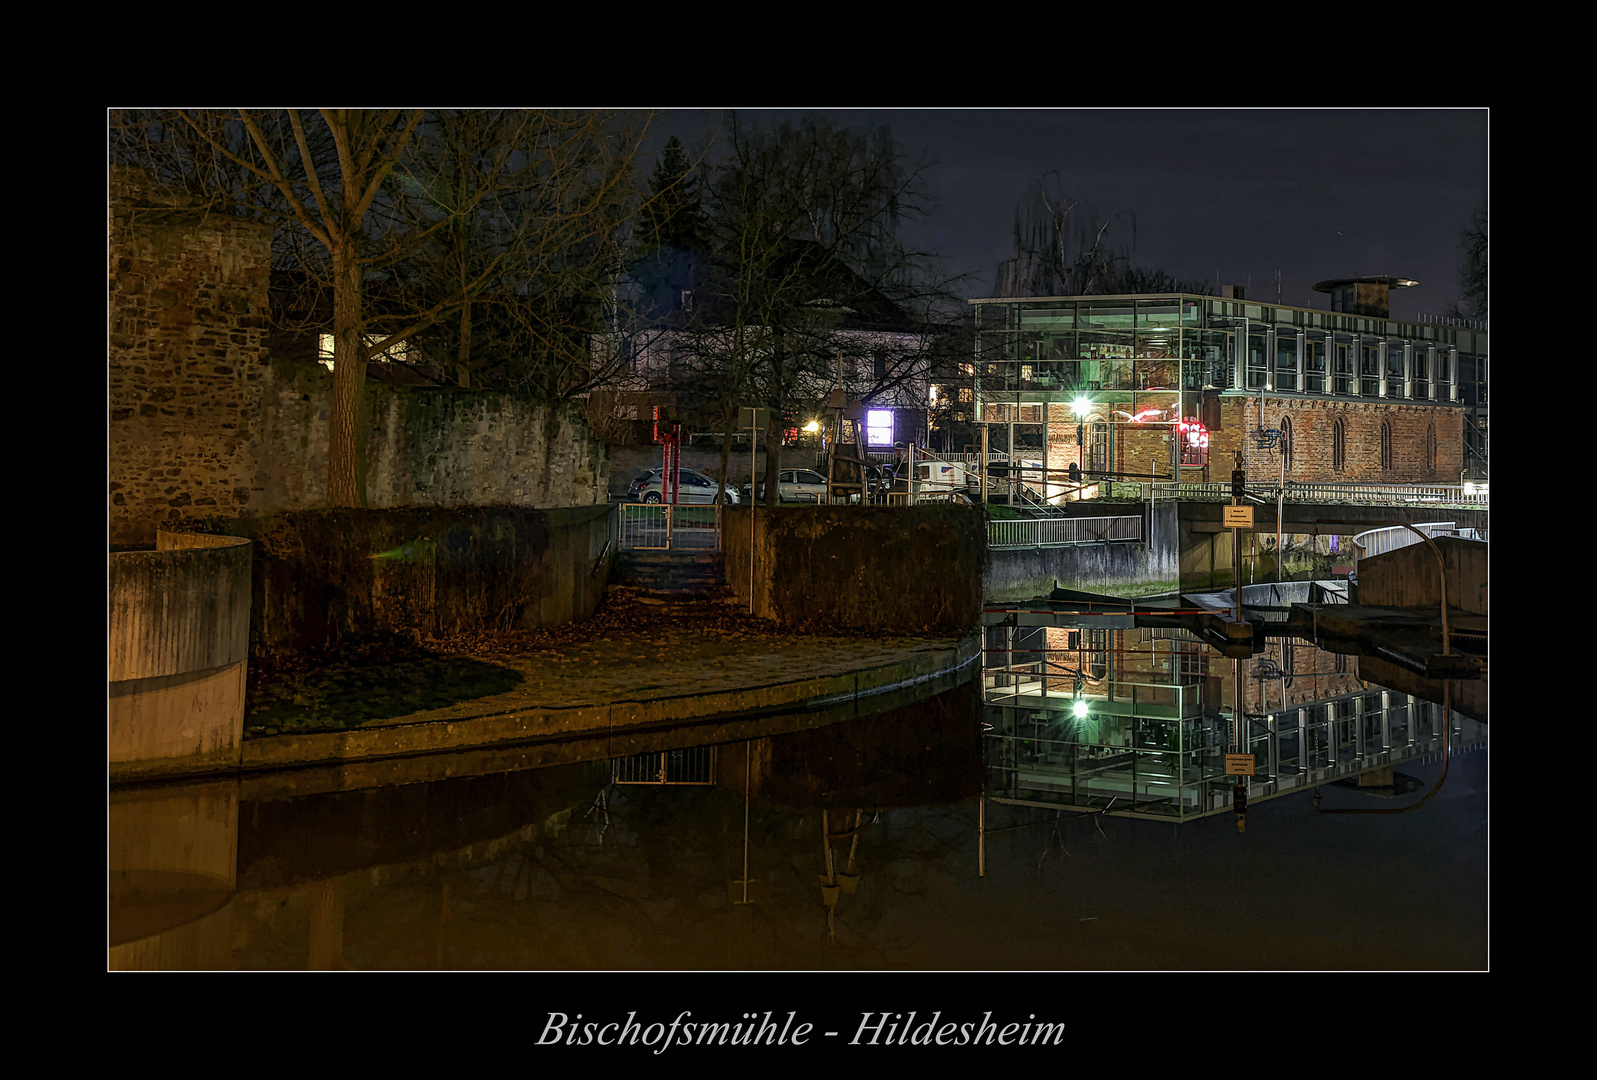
top-left (613, 550), bottom-right (732, 601)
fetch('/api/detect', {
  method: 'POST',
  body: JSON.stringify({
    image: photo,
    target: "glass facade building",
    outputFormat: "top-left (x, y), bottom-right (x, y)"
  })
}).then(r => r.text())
top-left (971, 295), bottom-right (1488, 481)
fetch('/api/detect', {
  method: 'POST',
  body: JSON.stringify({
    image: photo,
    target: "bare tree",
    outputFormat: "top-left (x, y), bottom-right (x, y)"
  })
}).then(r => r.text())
top-left (698, 115), bottom-right (958, 505)
top-left (995, 172), bottom-right (1211, 298)
top-left (1450, 200), bottom-right (1487, 321)
top-left (112, 109), bottom-right (652, 506)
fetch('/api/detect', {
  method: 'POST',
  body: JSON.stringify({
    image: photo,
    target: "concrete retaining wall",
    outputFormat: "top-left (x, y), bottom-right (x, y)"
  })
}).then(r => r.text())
top-left (109, 530), bottom-right (253, 773)
top-left (984, 502), bottom-right (1180, 601)
top-left (722, 505), bottom-right (984, 635)
top-left (1358, 535), bottom-right (1487, 616)
top-left (222, 504), bottom-right (614, 662)
top-left (1177, 501), bottom-right (1489, 593)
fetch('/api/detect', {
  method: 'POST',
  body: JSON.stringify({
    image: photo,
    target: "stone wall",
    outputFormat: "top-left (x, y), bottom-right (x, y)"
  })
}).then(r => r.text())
top-left (109, 169), bottom-right (609, 547)
top-left (257, 371), bottom-right (609, 514)
top-left (109, 169), bottom-right (274, 542)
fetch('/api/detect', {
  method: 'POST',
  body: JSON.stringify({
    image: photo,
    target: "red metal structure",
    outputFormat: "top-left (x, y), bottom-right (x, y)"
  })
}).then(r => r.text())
top-left (661, 424), bottom-right (682, 503)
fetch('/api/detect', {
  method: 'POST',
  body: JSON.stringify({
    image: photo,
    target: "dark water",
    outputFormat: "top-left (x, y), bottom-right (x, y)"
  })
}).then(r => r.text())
top-left (108, 670), bottom-right (1487, 971)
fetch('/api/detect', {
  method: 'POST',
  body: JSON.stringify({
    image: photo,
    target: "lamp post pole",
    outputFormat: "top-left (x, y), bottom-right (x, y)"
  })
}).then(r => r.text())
top-left (1276, 436), bottom-right (1285, 581)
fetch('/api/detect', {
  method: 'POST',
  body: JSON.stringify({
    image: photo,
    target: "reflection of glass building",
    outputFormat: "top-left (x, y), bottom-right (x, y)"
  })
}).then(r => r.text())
top-left (969, 289), bottom-right (1487, 487)
top-left (982, 622), bottom-right (1486, 821)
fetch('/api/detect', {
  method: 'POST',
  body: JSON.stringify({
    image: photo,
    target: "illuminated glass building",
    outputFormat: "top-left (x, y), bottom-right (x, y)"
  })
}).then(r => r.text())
top-left (967, 279), bottom-right (1487, 494)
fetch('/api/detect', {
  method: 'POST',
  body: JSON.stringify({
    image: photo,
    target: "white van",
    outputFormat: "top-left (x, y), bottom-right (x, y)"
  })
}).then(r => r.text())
top-left (913, 460), bottom-right (978, 493)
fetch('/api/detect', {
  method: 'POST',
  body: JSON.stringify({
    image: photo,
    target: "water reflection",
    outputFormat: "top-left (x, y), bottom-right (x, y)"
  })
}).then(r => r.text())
top-left (981, 611), bottom-right (1486, 821)
top-left (108, 646), bottom-right (1486, 970)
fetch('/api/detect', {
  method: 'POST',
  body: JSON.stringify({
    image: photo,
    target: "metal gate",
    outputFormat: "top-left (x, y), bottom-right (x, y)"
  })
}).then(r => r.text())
top-left (617, 503), bottom-right (723, 551)
top-left (612, 746), bottom-right (718, 785)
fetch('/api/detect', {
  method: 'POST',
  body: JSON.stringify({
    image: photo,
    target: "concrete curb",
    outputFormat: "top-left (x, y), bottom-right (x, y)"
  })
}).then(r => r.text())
top-left (109, 633), bottom-right (980, 784)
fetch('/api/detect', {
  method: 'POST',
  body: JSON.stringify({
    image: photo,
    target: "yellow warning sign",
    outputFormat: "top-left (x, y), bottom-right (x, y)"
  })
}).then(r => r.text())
top-left (1223, 505), bottom-right (1254, 529)
top-left (1225, 753), bottom-right (1256, 776)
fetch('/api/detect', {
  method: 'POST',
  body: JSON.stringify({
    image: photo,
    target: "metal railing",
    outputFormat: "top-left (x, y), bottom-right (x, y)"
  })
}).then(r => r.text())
top-left (617, 503), bottom-right (722, 550)
top-left (612, 746), bottom-right (717, 784)
top-left (1151, 481), bottom-right (1489, 507)
top-left (1352, 521), bottom-right (1463, 560)
top-left (984, 684), bottom-right (1484, 822)
top-left (989, 514), bottom-right (1142, 548)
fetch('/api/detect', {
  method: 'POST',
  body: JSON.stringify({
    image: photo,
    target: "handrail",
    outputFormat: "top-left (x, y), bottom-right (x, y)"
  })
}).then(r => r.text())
top-left (989, 515), bottom-right (1142, 548)
top-left (1151, 481), bottom-right (1488, 506)
top-left (1351, 522), bottom-right (1459, 560)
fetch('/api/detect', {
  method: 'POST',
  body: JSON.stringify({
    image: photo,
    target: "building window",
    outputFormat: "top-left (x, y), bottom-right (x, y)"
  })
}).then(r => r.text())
top-left (1086, 628), bottom-right (1108, 681)
top-left (873, 348), bottom-right (889, 381)
top-left (1380, 420), bottom-right (1393, 471)
top-left (1179, 417), bottom-right (1209, 467)
top-left (1427, 421), bottom-right (1437, 473)
top-left (1279, 416), bottom-right (1293, 473)
top-left (1332, 418), bottom-right (1346, 472)
top-left (1086, 421), bottom-right (1110, 475)
top-left (867, 409), bottom-right (893, 446)
top-left (321, 332), bottom-right (412, 369)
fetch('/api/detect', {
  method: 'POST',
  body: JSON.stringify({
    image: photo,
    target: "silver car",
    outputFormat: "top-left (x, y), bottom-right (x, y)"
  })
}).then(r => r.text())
top-left (756, 468), bottom-right (830, 504)
top-left (632, 468), bottom-right (741, 504)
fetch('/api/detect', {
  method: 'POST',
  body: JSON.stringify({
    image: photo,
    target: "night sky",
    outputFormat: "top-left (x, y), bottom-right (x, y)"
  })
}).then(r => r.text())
top-left (655, 109), bottom-right (1488, 321)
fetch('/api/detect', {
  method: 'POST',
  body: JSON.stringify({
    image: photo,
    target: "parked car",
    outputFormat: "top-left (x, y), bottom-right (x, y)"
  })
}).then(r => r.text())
top-left (755, 468), bottom-right (829, 503)
top-left (631, 468), bottom-right (741, 504)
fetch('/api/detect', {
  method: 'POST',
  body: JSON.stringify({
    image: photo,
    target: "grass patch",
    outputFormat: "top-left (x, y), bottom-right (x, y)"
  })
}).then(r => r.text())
top-left (246, 649), bottom-right (524, 736)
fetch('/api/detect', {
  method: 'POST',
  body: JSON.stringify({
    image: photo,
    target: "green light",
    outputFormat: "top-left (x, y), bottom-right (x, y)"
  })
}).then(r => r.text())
top-left (1072, 397), bottom-right (1092, 418)
top-left (1072, 699), bottom-right (1090, 718)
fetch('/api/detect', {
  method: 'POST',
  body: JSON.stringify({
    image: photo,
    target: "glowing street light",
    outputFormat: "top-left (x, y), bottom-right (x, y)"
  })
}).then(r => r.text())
top-left (803, 420), bottom-right (820, 433)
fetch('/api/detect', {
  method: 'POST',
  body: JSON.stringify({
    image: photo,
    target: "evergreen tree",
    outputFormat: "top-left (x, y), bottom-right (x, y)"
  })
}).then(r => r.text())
top-left (640, 136), bottom-right (706, 255)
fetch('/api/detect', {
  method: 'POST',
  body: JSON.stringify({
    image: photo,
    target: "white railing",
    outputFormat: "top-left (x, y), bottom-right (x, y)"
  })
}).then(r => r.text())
top-left (1352, 521), bottom-right (1483, 560)
top-left (617, 503), bottom-right (722, 550)
top-left (989, 515), bottom-right (1142, 548)
top-left (1151, 481), bottom-right (1489, 507)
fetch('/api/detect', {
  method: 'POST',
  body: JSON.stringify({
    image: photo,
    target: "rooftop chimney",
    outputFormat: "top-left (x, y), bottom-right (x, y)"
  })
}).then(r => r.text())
top-left (1311, 276), bottom-right (1418, 319)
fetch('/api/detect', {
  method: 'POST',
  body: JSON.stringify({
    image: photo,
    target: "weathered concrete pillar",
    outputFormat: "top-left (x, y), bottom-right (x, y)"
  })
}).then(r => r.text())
top-left (108, 531), bottom-right (252, 778)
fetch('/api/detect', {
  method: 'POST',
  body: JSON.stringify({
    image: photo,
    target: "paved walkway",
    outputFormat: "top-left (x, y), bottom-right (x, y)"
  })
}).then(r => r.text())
top-left (225, 586), bottom-right (977, 776)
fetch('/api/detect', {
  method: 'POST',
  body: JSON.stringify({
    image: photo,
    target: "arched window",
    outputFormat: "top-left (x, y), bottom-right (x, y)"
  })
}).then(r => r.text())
top-left (1086, 628), bottom-right (1108, 681)
top-left (1380, 420), bottom-right (1393, 471)
top-left (1279, 416), bottom-right (1294, 473)
top-left (1332, 418), bottom-right (1346, 472)
top-left (1426, 421), bottom-right (1437, 473)
top-left (1087, 421), bottom-right (1109, 475)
